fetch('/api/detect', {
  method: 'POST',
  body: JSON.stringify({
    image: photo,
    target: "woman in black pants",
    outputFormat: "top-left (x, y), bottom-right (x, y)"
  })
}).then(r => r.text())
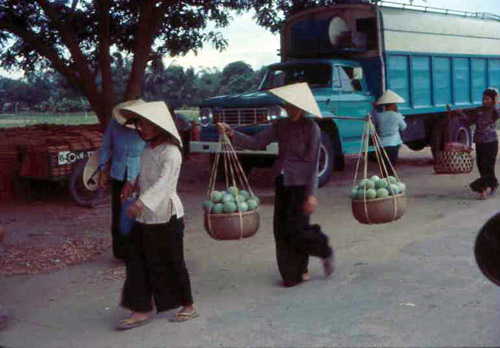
top-left (456, 88), bottom-right (500, 200)
top-left (218, 83), bottom-right (334, 287)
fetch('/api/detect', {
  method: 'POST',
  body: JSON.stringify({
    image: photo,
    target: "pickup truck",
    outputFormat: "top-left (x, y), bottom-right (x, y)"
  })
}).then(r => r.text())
top-left (191, 0), bottom-right (500, 186)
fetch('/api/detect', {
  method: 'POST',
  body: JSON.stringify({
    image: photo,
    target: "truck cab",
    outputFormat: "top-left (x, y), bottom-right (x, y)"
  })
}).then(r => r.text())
top-left (193, 59), bottom-right (373, 186)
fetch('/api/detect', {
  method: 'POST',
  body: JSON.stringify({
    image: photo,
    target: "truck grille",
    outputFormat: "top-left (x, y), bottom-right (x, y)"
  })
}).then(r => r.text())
top-left (214, 108), bottom-right (269, 125)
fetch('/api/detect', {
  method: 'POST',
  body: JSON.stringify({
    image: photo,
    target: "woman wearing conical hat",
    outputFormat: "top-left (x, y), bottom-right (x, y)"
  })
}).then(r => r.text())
top-left (115, 101), bottom-right (197, 330)
top-left (218, 82), bottom-right (335, 287)
top-left (373, 89), bottom-right (408, 176)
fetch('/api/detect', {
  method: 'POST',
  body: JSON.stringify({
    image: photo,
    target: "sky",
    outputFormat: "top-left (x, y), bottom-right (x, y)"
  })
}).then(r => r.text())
top-left (167, 0), bottom-right (500, 72)
top-left (1, 0), bottom-right (499, 79)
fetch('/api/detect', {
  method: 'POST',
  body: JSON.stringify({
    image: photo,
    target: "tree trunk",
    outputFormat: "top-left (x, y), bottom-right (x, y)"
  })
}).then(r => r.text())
top-left (97, 0), bottom-right (113, 129)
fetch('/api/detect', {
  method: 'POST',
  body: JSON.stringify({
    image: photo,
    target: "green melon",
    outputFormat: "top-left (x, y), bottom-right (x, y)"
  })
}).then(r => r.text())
top-left (239, 190), bottom-right (250, 200)
top-left (350, 187), bottom-right (358, 199)
top-left (247, 199), bottom-right (258, 210)
top-left (250, 196), bottom-right (260, 205)
top-left (212, 203), bottom-right (224, 214)
top-left (376, 188), bottom-right (389, 198)
top-left (388, 184), bottom-right (400, 195)
top-left (235, 194), bottom-right (246, 204)
top-left (227, 186), bottom-right (238, 196)
top-left (387, 176), bottom-right (398, 185)
top-left (224, 201), bottom-right (237, 213)
top-left (375, 179), bottom-right (389, 189)
top-left (365, 188), bottom-right (377, 199)
top-left (203, 200), bottom-right (214, 213)
top-left (222, 193), bottom-right (235, 203)
top-left (237, 201), bottom-right (249, 212)
top-left (370, 175), bottom-right (380, 181)
top-left (210, 190), bottom-right (223, 203)
top-left (397, 182), bottom-right (406, 193)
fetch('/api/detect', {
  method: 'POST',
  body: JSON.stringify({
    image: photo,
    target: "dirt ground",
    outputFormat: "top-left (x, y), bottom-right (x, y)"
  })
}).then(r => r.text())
top-left (1, 146), bottom-right (500, 347)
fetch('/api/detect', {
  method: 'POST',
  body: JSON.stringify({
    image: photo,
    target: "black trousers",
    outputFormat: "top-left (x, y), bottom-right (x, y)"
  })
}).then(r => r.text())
top-left (381, 146), bottom-right (400, 177)
top-left (111, 178), bottom-right (129, 260)
top-left (273, 176), bottom-right (332, 286)
top-left (470, 141), bottom-right (499, 192)
top-left (121, 217), bottom-right (193, 313)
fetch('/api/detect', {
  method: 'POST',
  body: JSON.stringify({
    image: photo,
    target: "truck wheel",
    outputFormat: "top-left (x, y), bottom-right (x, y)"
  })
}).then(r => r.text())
top-left (405, 141), bottom-right (426, 151)
top-left (318, 131), bottom-right (334, 187)
top-left (69, 159), bottom-right (104, 207)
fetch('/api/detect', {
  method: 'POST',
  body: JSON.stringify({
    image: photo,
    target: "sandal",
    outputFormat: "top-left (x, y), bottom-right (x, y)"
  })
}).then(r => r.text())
top-left (169, 310), bottom-right (199, 323)
top-left (479, 191), bottom-right (487, 200)
top-left (117, 316), bottom-right (149, 331)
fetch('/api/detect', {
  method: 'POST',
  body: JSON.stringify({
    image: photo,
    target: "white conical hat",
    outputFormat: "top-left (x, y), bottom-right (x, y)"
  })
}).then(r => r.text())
top-left (376, 89), bottom-right (405, 105)
top-left (269, 82), bottom-right (322, 118)
top-left (119, 101), bottom-right (182, 146)
top-left (113, 99), bottom-right (146, 127)
top-left (83, 148), bottom-right (102, 191)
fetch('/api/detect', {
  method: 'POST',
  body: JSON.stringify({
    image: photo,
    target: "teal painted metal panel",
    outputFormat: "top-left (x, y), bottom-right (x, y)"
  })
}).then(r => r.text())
top-left (412, 56), bottom-right (432, 108)
top-left (472, 58), bottom-right (488, 103)
top-left (453, 58), bottom-right (471, 105)
top-left (489, 59), bottom-right (500, 90)
top-left (387, 55), bottom-right (410, 109)
top-left (433, 57), bottom-right (452, 107)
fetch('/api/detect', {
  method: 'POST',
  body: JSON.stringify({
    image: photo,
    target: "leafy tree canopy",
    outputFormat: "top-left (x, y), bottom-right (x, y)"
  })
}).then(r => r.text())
top-left (0, 0), bottom-right (249, 124)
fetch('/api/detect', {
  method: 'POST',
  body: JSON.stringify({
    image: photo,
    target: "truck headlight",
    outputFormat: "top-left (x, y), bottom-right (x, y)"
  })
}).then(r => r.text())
top-left (199, 108), bottom-right (213, 127)
top-left (267, 106), bottom-right (287, 121)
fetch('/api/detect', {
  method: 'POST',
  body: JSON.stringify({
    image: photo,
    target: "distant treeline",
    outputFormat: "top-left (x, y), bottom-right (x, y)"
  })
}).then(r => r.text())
top-left (0, 60), bottom-right (266, 113)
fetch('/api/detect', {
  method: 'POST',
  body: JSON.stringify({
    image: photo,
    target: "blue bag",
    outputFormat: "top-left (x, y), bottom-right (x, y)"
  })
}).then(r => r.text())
top-left (120, 198), bottom-right (136, 235)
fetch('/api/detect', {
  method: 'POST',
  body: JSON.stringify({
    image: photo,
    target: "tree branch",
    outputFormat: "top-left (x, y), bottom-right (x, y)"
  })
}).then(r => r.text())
top-left (34, 0), bottom-right (103, 119)
top-left (0, 18), bottom-right (80, 90)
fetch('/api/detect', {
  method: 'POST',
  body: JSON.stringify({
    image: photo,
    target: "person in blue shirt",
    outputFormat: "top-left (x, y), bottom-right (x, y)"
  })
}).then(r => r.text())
top-left (99, 99), bottom-right (146, 261)
top-left (373, 89), bottom-right (407, 176)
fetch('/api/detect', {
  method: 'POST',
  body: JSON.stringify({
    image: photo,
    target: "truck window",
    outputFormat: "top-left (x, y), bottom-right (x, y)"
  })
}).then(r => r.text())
top-left (260, 64), bottom-right (332, 90)
top-left (333, 65), bottom-right (363, 92)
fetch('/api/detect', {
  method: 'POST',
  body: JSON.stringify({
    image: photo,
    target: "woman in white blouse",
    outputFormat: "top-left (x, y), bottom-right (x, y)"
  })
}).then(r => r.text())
top-left (115, 101), bottom-right (197, 330)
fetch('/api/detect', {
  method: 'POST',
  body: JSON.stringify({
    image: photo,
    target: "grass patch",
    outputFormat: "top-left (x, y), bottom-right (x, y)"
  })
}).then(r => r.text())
top-left (0, 109), bottom-right (199, 128)
top-left (0, 112), bottom-right (99, 128)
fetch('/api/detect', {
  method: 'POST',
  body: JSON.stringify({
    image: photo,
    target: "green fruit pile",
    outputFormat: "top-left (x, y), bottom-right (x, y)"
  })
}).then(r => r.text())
top-left (350, 175), bottom-right (406, 200)
top-left (203, 186), bottom-right (260, 214)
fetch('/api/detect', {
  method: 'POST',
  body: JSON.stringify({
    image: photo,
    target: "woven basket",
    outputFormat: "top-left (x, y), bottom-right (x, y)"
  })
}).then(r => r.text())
top-left (433, 151), bottom-right (473, 174)
top-left (352, 194), bottom-right (406, 225)
top-left (204, 209), bottom-right (260, 240)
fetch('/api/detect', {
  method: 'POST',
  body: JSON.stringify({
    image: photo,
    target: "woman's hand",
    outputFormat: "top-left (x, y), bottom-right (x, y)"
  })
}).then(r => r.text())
top-left (120, 181), bottom-right (135, 202)
top-left (302, 196), bottom-right (318, 215)
top-left (216, 122), bottom-right (234, 136)
top-left (127, 199), bottom-right (145, 218)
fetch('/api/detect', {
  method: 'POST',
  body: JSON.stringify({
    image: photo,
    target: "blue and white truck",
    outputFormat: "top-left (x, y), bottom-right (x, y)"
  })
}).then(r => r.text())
top-left (191, 1), bottom-right (500, 186)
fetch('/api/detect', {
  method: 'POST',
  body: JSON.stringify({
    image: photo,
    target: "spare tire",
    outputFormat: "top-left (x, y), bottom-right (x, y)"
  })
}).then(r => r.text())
top-left (69, 159), bottom-right (104, 207)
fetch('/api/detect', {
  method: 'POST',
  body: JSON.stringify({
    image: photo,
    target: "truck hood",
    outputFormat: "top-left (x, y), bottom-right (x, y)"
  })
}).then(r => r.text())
top-left (201, 91), bottom-right (283, 109)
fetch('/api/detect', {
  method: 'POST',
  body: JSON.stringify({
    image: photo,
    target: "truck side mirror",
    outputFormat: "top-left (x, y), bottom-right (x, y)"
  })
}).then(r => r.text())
top-left (353, 67), bottom-right (363, 80)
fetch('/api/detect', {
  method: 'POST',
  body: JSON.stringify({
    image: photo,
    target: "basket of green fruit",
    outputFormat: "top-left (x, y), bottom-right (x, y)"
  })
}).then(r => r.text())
top-left (351, 175), bottom-right (406, 224)
top-left (203, 134), bottom-right (261, 240)
top-left (350, 116), bottom-right (407, 224)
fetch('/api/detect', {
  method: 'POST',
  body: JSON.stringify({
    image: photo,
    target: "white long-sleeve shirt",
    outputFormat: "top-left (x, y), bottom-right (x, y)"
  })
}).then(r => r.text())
top-left (136, 143), bottom-right (184, 224)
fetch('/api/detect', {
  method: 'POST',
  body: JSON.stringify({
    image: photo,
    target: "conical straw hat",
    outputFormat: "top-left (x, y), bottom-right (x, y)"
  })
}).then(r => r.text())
top-left (113, 99), bottom-right (146, 127)
top-left (83, 148), bottom-right (102, 191)
top-left (119, 101), bottom-right (182, 146)
top-left (376, 89), bottom-right (405, 105)
top-left (268, 82), bottom-right (322, 118)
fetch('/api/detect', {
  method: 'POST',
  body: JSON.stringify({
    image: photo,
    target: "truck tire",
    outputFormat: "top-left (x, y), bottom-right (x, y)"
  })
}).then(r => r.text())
top-left (318, 131), bottom-right (334, 187)
top-left (69, 159), bottom-right (104, 207)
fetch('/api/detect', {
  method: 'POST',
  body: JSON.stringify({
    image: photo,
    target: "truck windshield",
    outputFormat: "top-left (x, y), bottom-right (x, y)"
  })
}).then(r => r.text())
top-left (260, 64), bottom-right (332, 90)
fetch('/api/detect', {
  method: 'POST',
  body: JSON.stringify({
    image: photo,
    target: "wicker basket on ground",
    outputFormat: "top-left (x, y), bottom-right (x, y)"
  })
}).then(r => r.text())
top-left (433, 150), bottom-right (473, 174)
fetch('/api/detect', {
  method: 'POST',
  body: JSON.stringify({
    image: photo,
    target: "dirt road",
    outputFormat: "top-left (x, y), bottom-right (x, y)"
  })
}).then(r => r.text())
top-left (1, 147), bottom-right (499, 347)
